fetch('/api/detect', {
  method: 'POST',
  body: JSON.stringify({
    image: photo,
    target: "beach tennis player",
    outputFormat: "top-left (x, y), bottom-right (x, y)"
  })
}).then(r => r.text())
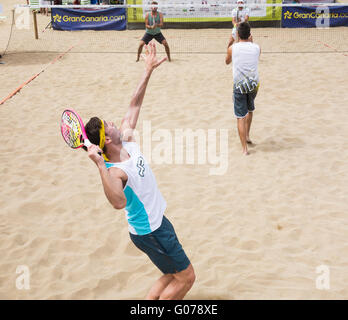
top-left (227, 0), bottom-right (250, 48)
top-left (225, 22), bottom-right (260, 155)
top-left (84, 43), bottom-right (194, 300)
top-left (136, 1), bottom-right (171, 62)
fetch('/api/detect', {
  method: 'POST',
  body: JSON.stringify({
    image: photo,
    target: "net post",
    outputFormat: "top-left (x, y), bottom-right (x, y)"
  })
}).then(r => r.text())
top-left (125, 0), bottom-right (129, 30)
top-left (33, 10), bottom-right (39, 40)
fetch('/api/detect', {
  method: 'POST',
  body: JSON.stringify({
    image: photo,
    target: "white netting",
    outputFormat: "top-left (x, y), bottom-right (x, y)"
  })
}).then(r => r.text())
top-left (4, 2), bottom-right (348, 55)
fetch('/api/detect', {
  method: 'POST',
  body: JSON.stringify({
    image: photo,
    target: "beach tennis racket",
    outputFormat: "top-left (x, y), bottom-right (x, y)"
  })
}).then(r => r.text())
top-left (60, 109), bottom-right (95, 151)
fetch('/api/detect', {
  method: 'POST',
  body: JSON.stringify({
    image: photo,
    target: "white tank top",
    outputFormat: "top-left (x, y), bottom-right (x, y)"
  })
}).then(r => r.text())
top-left (105, 141), bottom-right (166, 235)
top-left (232, 42), bottom-right (260, 94)
top-left (232, 7), bottom-right (250, 29)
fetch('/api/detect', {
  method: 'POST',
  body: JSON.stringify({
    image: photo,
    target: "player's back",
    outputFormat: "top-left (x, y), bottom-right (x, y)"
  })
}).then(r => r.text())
top-left (232, 42), bottom-right (260, 93)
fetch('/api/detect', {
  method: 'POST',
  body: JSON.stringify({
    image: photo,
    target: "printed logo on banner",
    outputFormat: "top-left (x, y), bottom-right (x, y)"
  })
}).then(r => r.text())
top-left (53, 14), bottom-right (62, 23)
top-left (283, 11), bottom-right (292, 19)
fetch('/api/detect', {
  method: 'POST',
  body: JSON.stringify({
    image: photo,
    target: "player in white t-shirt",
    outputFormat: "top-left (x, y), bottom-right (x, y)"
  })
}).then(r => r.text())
top-left (85, 43), bottom-right (195, 300)
top-left (227, 0), bottom-right (250, 48)
top-left (226, 22), bottom-right (261, 155)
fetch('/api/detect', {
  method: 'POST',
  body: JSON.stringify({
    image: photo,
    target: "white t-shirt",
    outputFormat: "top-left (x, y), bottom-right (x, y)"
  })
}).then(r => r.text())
top-left (232, 7), bottom-right (250, 28)
top-left (232, 42), bottom-right (260, 94)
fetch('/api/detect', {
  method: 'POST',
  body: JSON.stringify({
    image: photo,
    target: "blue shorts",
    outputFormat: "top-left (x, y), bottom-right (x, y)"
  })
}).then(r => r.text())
top-left (233, 86), bottom-right (259, 118)
top-left (142, 32), bottom-right (166, 45)
top-left (129, 216), bottom-right (191, 274)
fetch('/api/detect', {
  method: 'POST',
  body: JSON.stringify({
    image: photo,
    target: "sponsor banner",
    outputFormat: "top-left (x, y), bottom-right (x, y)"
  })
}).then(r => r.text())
top-left (52, 7), bottom-right (127, 31)
top-left (283, 0), bottom-right (335, 3)
top-left (127, 0), bottom-right (282, 23)
top-left (282, 5), bottom-right (348, 28)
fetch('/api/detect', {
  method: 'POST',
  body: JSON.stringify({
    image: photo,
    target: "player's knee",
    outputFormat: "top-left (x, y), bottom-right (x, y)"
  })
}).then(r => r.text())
top-left (188, 269), bottom-right (196, 287)
top-left (184, 266), bottom-right (196, 288)
top-left (146, 292), bottom-right (160, 300)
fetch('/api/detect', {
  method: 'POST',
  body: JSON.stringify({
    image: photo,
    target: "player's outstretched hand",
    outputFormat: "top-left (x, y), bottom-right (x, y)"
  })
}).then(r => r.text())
top-left (143, 42), bottom-right (167, 72)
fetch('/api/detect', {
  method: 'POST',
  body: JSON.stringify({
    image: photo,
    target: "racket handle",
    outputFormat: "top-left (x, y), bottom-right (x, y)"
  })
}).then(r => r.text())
top-left (84, 139), bottom-right (102, 156)
top-left (84, 139), bottom-right (92, 148)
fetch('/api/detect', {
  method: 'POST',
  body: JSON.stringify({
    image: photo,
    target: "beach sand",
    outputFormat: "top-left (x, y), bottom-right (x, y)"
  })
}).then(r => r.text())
top-left (0, 1), bottom-right (348, 299)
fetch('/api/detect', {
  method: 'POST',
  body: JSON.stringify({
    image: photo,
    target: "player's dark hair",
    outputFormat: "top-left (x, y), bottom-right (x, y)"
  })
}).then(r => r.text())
top-left (152, 1), bottom-right (158, 5)
top-left (83, 117), bottom-right (102, 151)
top-left (238, 22), bottom-right (251, 40)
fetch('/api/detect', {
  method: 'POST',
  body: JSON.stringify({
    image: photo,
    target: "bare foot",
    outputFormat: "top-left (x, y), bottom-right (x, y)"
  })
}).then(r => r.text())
top-left (243, 149), bottom-right (249, 156)
top-left (136, 58), bottom-right (139, 62)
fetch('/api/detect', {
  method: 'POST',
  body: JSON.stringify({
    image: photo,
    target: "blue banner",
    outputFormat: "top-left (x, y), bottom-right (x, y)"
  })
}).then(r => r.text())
top-left (52, 8), bottom-right (127, 31)
top-left (282, 5), bottom-right (348, 28)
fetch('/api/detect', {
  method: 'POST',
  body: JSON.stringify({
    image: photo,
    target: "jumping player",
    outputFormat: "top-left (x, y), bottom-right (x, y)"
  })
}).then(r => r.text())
top-left (85, 43), bottom-right (195, 299)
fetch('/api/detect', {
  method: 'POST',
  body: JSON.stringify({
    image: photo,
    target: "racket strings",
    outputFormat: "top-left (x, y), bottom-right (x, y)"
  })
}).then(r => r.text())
top-left (61, 111), bottom-right (83, 149)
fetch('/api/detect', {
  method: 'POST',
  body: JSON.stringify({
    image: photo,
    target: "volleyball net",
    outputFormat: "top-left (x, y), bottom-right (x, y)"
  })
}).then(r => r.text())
top-left (3, 2), bottom-right (348, 55)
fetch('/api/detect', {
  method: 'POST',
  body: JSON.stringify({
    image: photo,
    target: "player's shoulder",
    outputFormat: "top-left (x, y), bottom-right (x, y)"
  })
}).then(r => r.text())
top-left (122, 141), bottom-right (141, 155)
top-left (251, 42), bottom-right (261, 54)
top-left (108, 165), bottom-right (128, 179)
top-left (252, 42), bottom-right (260, 50)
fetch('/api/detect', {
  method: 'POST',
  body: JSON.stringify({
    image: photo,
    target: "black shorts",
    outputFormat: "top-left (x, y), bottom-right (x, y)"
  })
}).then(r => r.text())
top-left (233, 86), bottom-right (259, 118)
top-left (129, 216), bottom-right (191, 274)
top-left (142, 32), bottom-right (166, 45)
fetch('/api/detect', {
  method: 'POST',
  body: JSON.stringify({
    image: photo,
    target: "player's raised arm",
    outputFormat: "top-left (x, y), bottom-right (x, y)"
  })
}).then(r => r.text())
top-left (157, 12), bottom-right (164, 28)
top-left (232, 16), bottom-right (238, 28)
top-left (244, 7), bottom-right (250, 22)
top-left (87, 144), bottom-right (127, 209)
top-left (120, 43), bottom-right (167, 138)
top-left (145, 13), bottom-right (152, 29)
top-left (225, 46), bottom-right (232, 65)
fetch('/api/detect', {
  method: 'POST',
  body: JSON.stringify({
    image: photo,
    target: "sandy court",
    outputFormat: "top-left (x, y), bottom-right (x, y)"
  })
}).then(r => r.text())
top-left (1, 2), bottom-right (348, 299)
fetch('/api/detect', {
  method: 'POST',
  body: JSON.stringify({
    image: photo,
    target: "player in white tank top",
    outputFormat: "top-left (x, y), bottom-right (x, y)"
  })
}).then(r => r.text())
top-left (84, 43), bottom-right (195, 300)
top-left (227, 0), bottom-right (250, 48)
top-left (226, 22), bottom-right (261, 155)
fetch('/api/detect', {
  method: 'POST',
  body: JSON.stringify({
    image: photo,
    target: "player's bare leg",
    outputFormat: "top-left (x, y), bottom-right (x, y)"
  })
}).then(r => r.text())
top-left (146, 274), bottom-right (174, 300)
top-left (237, 116), bottom-right (249, 155)
top-left (246, 111), bottom-right (253, 144)
top-left (137, 40), bottom-right (146, 62)
top-left (162, 40), bottom-right (171, 62)
top-left (159, 264), bottom-right (195, 300)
